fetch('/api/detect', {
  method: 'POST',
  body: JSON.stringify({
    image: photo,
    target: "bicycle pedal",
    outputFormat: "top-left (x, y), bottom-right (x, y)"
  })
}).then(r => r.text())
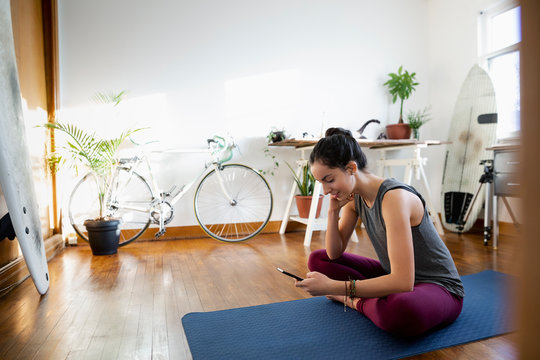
top-left (155, 229), bottom-right (166, 238)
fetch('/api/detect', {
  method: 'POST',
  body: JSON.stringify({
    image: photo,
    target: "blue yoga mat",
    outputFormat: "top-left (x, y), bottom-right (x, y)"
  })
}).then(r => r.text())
top-left (182, 270), bottom-right (515, 360)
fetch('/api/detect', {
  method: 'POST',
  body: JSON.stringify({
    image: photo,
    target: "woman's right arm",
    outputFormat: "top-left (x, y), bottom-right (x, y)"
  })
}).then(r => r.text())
top-left (325, 199), bottom-right (358, 259)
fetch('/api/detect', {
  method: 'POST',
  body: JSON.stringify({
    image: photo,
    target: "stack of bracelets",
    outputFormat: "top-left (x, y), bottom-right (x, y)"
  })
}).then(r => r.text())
top-left (344, 278), bottom-right (356, 312)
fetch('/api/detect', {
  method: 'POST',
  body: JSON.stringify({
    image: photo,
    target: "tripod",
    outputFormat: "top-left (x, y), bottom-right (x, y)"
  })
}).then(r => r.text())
top-left (459, 160), bottom-right (494, 245)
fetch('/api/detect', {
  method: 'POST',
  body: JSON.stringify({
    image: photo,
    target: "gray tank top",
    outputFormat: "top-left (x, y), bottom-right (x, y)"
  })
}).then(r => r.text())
top-left (354, 178), bottom-right (464, 297)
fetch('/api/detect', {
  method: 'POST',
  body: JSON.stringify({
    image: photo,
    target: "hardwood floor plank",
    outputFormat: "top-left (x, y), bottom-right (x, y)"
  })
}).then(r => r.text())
top-left (151, 255), bottom-right (169, 360)
top-left (116, 304), bottom-right (141, 359)
top-left (131, 255), bottom-right (154, 359)
top-left (162, 254), bottom-right (189, 360)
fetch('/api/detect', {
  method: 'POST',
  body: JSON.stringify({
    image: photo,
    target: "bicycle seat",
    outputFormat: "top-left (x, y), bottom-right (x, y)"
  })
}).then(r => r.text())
top-left (118, 156), bottom-right (140, 165)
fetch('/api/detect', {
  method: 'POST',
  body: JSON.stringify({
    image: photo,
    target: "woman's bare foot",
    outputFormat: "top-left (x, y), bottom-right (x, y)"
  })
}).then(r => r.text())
top-left (326, 295), bottom-right (360, 310)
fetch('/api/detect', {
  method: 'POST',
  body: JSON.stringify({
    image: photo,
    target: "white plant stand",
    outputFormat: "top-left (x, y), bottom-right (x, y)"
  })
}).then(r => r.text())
top-left (278, 147), bottom-right (359, 247)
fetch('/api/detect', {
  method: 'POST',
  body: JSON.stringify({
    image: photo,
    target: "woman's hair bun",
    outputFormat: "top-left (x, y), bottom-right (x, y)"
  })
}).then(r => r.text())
top-left (311, 127), bottom-right (367, 170)
top-left (325, 127), bottom-right (353, 138)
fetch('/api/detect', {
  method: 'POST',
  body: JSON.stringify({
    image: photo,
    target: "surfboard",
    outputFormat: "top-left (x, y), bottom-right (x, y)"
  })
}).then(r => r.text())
top-left (441, 64), bottom-right (497, 233)
top-left (0, 1), bottom-right (49, 295)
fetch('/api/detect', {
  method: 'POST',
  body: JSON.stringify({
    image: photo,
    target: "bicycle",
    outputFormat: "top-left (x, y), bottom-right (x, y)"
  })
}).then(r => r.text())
top-left (67, 136), bottom-right (273, 245)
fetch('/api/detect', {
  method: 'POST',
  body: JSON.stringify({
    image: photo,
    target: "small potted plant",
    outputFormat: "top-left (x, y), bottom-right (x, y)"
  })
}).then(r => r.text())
top-left (286, 162), bottom-right (323, 218)
top-left (407, 107), bottom-right (431, 140)
top-left (266, 127), bottom-right (288, 144)
top-left (383, 66), bottom-right (419, 139)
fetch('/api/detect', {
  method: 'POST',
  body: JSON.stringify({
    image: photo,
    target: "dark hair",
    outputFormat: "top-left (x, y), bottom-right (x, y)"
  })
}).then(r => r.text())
top-left (309, 127), bottom-right (367, 170)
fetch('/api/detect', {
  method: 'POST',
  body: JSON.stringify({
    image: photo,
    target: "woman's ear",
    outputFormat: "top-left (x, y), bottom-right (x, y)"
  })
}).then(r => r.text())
top-left (347, 161), bottom-right (358, 175)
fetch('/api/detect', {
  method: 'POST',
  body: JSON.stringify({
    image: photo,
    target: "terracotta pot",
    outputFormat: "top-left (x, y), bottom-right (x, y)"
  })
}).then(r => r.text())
top-left (295, 194), bottom-right (324, 218)
top-left (386, 123), bottom-right (411, 139)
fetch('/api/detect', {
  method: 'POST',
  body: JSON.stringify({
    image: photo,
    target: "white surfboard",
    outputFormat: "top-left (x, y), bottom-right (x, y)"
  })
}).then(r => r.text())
top-left (441, 65), bottom-right (497, 233)
top-left (0, 1), bottom-right (49, 295)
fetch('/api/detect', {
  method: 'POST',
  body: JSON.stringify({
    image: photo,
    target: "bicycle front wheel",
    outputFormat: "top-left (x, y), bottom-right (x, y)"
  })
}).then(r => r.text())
top-left (68, 168), bottom-right (154, 247)
top-left (194, 164), bottom-right (273, 242)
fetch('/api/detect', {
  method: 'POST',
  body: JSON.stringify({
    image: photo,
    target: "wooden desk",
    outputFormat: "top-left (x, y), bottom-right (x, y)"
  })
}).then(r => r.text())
top-left (271, 139), bottom-right (449, 246)
top-left (269, 139), bottom-right (449, 149)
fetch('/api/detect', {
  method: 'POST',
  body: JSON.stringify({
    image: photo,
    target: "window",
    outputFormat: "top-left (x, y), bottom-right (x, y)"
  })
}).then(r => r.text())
top-left (478, 1), bottom-right (521, 140)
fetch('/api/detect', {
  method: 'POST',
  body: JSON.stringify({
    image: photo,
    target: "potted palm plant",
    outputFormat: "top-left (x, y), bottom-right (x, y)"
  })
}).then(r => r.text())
top-left (45, 122), bottom-right (140, 255)
top-left (286, 162), bottom-right (323, 218)
top-left (43, 92), bottom-right (141, 255)
top-left (383, 66), bottom-right (419, 139)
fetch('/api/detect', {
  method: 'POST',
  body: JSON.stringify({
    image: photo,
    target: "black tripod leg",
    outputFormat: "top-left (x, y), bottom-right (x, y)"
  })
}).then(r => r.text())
top-left (462, 182), bottom-right (483, 227)
top-left (483, 182), bottom-right (492, 246)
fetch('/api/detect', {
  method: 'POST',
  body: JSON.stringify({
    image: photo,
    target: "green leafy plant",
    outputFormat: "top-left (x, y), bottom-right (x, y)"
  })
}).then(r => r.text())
top-left (260, 127), bottom-right (288, 175)
top-left (286, 162), bottom-right (315, 196)
top-left (44, 122), bottom-right (141, 219)
top-left (260, 146), bottom-right (280, 176)
top-left (407, 106), bottom-right (431, 130)
top-left (266, 127), bottom-right (288, 144)
top-left (383, 66), bottom-right (419, 123)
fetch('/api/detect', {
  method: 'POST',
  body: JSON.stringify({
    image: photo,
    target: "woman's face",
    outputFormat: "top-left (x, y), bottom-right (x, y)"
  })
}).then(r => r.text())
top-left (310, 160), bottom-right (355, 200)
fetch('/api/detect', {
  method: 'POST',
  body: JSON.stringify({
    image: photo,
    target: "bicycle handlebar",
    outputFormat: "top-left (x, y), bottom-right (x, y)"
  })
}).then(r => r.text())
top-left (206, 135), bottom-right (235, 163)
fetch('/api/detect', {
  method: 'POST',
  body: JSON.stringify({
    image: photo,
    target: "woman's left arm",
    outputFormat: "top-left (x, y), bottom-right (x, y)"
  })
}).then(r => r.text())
top-left (379, 189), bottom-right (416, 292)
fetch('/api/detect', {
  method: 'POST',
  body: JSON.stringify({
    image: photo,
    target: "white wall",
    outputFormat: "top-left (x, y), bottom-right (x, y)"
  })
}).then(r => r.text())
top-left (57, 0), bottom-right (515, 228)
top-left (57, 0), bottom-right (432, 227)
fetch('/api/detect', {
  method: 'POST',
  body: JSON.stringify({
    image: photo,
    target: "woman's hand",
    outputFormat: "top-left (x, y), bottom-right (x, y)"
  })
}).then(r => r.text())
top-left (295, 271), bottom-right (338, 296)
top-left (328, 192), bottom-right (354, 213)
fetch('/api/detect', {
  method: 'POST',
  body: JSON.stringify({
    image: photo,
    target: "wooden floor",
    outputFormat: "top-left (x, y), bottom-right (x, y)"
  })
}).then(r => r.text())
top-left (0, 227), bottom-right (519, 359)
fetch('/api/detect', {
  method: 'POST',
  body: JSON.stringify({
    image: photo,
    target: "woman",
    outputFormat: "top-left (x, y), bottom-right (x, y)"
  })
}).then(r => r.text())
top-left (295, 128), bottom-right (464, 337)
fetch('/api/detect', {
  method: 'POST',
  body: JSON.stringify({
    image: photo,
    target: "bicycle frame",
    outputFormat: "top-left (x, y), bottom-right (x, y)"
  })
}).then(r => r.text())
top-left (109, 136), bottom-right (237, 235)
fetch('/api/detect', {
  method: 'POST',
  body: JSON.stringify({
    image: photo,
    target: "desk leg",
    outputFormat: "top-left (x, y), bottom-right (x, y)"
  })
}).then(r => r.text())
top-left (404, 161), bottom-right (413, 185)
top-left (501, 196), bottom-right (519, 225)
top-left (280, 177), bottom-right (298, 235)
top-left (376, 150), bottom-right (386, 177)
top-left (350, 228), bottom-right (359, 243)
top-left (418, 161), bottom-right (445, 236)
top-left (304, 181), bottom-right (322, 247)
top-left (493, 195), bottom-right (498, 250)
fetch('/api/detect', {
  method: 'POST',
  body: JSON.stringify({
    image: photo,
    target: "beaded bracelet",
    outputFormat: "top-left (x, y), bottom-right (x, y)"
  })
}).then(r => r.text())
top-left (344, 281), bottom-right (348, 312)
top-left (350, 279), bottom-right (356, 308)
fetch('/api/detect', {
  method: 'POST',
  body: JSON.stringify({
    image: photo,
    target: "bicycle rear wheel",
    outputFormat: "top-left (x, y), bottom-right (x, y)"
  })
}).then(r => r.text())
top-left (68, 168), bottom-right (154, 247)
top-left (194, 164), bottom-right (273, 242)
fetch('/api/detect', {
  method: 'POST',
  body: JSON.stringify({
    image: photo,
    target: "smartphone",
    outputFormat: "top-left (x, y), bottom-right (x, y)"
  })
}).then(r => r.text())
top-left (276, 267), bottom-right (304, 281)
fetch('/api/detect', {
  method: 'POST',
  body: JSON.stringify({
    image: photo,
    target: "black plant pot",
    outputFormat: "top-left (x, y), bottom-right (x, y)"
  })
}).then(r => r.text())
top-left (83, 219), bottom-right (121, 255)
top-left (269, 131), bottom-right (286, 143)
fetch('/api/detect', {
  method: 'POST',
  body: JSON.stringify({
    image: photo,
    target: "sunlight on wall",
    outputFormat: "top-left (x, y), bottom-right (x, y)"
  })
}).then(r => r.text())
top-left (53, 92), bottom-right (218, 228)
top-left (21, 99), bottom-right (50, 238)
top-left (56, 92), bottom-right (169, 143)
top-left (225, 69), bottom-right (301, 137)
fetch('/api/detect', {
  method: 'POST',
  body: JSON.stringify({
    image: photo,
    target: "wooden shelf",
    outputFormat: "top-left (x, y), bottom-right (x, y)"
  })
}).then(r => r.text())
top-left (288, 216), bottom-right (327, 231)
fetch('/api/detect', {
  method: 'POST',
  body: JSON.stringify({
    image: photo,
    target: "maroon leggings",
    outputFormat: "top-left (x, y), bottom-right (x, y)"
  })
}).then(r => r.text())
top-left (308, 249), bottom-right (463, 337)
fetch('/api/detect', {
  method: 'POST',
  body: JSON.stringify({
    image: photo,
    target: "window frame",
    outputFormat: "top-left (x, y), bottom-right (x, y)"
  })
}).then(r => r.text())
top-left (477, 0), bottom-right (521, 141)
